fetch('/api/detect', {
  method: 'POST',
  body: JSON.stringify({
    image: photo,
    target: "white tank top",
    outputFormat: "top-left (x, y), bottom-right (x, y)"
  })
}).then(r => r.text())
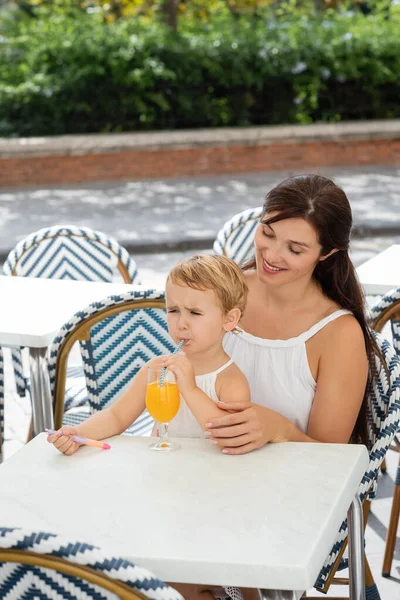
top-left (223, 310), bottom-right (352, 434)
top-left (168, 359), bottom-right (234, 438)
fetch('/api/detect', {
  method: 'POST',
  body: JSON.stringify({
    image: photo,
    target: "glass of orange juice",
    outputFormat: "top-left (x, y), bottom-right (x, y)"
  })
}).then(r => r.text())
top-left (146, 367), bottom-right (180, 452)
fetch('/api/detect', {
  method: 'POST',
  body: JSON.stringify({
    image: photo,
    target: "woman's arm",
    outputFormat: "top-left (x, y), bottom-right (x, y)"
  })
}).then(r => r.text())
top-left (205, 317), bottom-right (368, 454)
top-left (305, 316), bottom-right (368, 443)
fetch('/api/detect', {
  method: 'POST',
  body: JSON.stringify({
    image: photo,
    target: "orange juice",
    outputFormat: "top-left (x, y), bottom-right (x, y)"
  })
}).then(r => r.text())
top-left (145, 381), bottom-right (180, 423)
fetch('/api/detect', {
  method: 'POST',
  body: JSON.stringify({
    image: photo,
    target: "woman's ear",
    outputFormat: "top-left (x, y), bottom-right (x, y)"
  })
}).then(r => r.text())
top-left (319, 248), bottom-right (339, 262)
top-left (223, 308), bottom-right (241, 332)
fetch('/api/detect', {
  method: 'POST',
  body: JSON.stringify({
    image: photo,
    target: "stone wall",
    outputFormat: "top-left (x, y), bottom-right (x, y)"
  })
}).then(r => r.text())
top-left (1, 120), bottom-right (399, 188)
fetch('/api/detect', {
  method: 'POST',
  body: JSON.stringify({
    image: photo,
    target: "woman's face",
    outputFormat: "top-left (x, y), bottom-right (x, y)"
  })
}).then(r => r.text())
top-left (253, 213), bottom-right (324, 286)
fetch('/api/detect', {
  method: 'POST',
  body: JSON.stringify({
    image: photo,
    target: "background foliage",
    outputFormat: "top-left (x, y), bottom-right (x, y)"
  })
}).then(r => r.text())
top-left (0, 1), bottom-right (399, 136)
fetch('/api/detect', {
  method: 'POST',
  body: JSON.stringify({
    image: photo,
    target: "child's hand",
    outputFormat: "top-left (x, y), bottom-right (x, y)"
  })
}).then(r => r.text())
top-left (161, 355), bottom-right (197, 398)
top-left (47, 426), bottom-right (83, 456)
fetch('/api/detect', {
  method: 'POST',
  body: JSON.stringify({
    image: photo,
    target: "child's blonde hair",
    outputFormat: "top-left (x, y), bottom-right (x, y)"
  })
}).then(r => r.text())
top-left (167, 254), bottom-right (248, 315)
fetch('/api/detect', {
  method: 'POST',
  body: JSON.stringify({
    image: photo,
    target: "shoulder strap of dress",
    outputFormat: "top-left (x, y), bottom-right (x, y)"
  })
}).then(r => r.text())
top-left (213, 359), bottom-right (234, 376)
top-left (300, 309), bottom-right (353, 343)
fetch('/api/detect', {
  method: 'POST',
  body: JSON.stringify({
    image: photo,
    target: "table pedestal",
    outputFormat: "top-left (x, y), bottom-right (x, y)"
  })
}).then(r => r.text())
top-left (29, 347), bottom-right (54, 435)
top-left (348, 495), bottom-right (366, 600)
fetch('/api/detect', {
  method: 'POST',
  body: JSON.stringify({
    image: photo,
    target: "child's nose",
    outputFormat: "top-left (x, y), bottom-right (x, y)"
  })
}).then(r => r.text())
top-left (177, 315), bottom-right (188, 329)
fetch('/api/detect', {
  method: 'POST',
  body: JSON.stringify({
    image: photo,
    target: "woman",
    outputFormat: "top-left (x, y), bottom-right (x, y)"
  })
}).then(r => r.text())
top-left (206, 173), bottom-right (378, 453)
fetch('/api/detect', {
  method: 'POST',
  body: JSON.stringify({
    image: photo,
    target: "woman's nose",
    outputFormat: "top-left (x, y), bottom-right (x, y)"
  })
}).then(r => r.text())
top-left (266, 246), bottom-right (281, 262)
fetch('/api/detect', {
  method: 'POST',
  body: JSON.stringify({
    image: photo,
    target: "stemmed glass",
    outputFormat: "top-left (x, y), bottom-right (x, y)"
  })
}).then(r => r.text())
top-left (145, 367), bottom-right (180, 452)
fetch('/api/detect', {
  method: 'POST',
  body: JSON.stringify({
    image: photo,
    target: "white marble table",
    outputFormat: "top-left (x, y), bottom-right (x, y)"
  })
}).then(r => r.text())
top-left (0, 276), bottom-right (142, 435)
top-left (0, 435), bottom-right (369, 599)
top-left (356, 244), bottom-right (400, 296)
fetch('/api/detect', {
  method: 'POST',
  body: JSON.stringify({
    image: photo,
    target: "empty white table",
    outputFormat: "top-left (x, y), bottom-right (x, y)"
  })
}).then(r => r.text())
top-left (0, 276), bottom-right (143, 435)
top-left (356, 244), bottom-right (400, 295)
top-left (0, 435), bottom-right (369, 600)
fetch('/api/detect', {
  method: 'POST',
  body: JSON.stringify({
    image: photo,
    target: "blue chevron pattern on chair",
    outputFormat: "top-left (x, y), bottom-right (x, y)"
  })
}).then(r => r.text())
top-left (368, 286), bottom-right (400, 580)
top-left (2, 225), bottom-right (139, 398)
top-left (0, 526), bottom-right (184, 600)
top-left (213, 207), bottom-right (263, 265)
top-left (0, 226), bottom-right (140, 455)
top-left (313, 331), bottom-right (400, 596)
top-left (369, 286), bottom-right (400, 356)
top-left (47, 289), bottom-right (175, 434)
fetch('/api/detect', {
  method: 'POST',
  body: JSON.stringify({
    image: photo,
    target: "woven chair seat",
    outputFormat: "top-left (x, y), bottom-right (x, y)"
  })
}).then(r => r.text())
top-left (0, 526), bottom-right (183, 600)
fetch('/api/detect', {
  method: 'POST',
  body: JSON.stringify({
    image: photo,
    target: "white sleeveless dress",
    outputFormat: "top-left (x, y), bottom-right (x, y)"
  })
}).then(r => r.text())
top-left (223, 309), bottom-right (352, 433)
top-left (223, 309), bottom-right (352, 600)
top-left (168, 359), bottom-right (234, 438)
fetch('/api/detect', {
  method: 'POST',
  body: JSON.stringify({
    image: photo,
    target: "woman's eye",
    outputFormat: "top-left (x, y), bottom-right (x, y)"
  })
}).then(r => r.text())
top-left (289, 247), bottom-right (302, 256)
top-left (262, 230), bottom-right (273, 238)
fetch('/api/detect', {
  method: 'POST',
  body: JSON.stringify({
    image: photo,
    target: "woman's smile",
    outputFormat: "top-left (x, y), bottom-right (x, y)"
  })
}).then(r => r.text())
top-left (262, 257), bottom-right (287, 274)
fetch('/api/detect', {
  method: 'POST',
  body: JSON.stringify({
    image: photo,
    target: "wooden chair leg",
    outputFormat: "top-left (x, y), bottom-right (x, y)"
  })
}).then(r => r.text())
top-left (380, 458), bottom-right (387, 474)
top-left (365, 556), bottom-right (374, 587)
top-left (382, 460), bottom-right (400, 577)
top-left (365, 556), bottom-right (381, 600)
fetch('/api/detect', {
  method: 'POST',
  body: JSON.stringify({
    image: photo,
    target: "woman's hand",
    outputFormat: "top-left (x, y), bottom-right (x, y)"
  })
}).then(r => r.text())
top-left (205, 401), bottom-right (291, 455)
top-left (47, 426), bottom-right (82, 456)
top-left (161, 355), bottom-right (197, 398)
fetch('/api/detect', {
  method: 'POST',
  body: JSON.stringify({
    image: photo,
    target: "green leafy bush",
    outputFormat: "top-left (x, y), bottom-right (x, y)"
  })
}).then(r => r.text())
top-left (1, 7), bottom-right (400, 136)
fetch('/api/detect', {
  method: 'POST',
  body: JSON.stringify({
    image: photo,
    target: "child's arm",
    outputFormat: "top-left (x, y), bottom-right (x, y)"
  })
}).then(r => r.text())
top-left (161, 355), bottom-right (250, 430)
top-left (48, 357), bottom-right (161, 454)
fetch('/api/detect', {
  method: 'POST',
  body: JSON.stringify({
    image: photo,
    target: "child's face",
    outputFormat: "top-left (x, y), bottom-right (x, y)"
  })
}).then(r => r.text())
top-left (165, 281), bottom-right (231, 355)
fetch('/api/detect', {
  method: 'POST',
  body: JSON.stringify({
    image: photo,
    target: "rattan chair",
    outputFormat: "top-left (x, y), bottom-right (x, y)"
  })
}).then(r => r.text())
top-left (0, 526), bottom-right (184, 600)
top-left (369, 286), bottom-right (400, 578)
top-left (213, 207), bottom-right (262, 265)
top-left (2, 225), bottom-right (139, 398)
top-left (0, 225), bottom-right (140, 456)
top-left (46, 288), bottom-right (175, 433)
top-left (306, 331), bottom-right (400, 599)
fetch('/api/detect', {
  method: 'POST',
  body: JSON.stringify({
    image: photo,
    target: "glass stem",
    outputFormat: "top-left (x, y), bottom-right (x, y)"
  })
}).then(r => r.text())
top-left (159, 422), bottom-right (169, 445)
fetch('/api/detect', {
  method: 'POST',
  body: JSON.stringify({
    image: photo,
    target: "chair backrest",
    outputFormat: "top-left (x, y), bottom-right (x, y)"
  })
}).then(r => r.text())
top-left (48, 289), bottom-right (175, 431)
top-left (0, 526), bottom-right (184, 600)
top-left (315, 330), bottom-right (400, 590)
top-left (2, 225), bottom-right (139, 283)
top-left (213, 207), bottom-right (263, 265)
top-left (369, 286), bottom-right (400, 356)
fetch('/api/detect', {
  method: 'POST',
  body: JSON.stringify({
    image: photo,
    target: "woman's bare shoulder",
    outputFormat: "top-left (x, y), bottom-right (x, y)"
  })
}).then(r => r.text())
top-left (319, 312), bottom-right (366, 351)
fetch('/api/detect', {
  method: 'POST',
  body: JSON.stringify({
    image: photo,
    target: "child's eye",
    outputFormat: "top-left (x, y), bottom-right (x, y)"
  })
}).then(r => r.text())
top-left (190, 311), bottom-right (201, 316)
top-left (289, 247), bottom-right (302, 256)
top-left (167, 309), bottom-right (178, 313)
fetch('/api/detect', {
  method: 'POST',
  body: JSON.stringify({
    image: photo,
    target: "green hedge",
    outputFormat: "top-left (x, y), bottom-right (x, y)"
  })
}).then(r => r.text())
top-left (1, 9), bottom-right (400, 136)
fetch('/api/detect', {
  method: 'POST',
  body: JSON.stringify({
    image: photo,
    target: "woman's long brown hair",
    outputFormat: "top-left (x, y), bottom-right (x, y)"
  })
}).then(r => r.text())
top-left (244, 174), bottom-right (380, 447)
